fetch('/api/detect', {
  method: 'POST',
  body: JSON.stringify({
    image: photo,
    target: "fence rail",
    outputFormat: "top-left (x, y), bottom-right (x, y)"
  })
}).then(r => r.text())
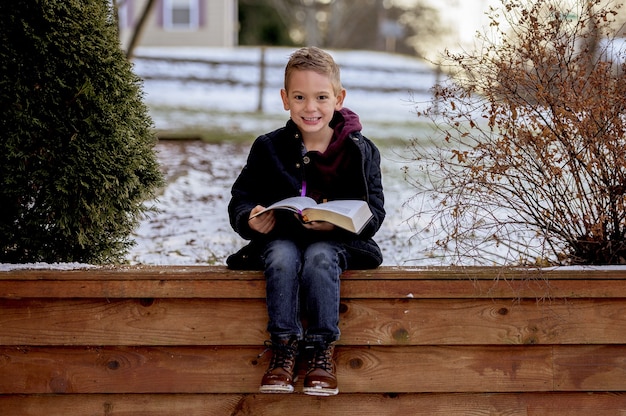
top-left (134, 48), bottom-right (440, 112)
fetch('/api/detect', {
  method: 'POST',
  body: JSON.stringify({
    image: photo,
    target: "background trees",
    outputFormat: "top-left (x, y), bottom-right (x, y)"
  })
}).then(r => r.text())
top-left (114, 0), bottom-right (447, 58)
top-left (0, 0), bottom-right (162, 263)
top-left (239, 0), bottom-right (445, 57)
top-left (409, 0), bottom-right (626, 265)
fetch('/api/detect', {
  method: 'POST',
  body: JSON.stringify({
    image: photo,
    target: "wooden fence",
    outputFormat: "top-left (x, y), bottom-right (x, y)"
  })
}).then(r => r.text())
top-left (1, 265), bottom-right (626, 415)
top-left (134, 47), bottom-right (440, 112)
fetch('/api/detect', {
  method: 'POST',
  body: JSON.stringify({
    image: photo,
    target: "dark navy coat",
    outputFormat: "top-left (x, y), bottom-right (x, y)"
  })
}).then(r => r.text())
top-left (227, 109), bottom-right (385, 269)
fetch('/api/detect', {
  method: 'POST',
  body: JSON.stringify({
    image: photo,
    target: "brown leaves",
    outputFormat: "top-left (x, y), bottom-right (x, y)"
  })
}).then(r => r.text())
top-left (407, 0), bottom-right (626, 265)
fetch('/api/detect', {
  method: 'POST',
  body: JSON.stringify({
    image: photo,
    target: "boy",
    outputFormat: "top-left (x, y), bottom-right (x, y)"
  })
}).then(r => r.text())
top-left (227, 46), bottom-right (385, 396)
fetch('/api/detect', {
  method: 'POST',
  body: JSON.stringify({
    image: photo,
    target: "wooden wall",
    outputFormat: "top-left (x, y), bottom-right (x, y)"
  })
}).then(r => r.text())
top-left (1, 266), bottom-right (626, 415)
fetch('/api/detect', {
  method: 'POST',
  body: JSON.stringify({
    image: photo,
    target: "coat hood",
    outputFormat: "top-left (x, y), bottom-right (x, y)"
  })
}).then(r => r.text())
top-left (330, 107), bottom-right (362, 141)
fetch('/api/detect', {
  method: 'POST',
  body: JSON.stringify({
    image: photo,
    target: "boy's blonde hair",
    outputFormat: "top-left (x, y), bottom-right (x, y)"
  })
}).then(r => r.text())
top-left (284, 47), bottom-right (343, 95)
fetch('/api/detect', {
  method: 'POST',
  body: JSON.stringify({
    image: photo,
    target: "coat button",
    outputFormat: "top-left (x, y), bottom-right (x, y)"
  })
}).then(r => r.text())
top-left (303, 156), bottom-right (310, 164)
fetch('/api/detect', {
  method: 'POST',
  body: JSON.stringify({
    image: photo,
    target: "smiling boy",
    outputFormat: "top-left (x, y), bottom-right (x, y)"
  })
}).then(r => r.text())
top-left (228, 47), bottom-right (385, 396)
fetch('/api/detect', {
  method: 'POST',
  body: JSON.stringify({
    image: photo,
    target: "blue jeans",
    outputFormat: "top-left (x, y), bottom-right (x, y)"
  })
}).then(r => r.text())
top-left (262, 239), bottom-right (348, 344)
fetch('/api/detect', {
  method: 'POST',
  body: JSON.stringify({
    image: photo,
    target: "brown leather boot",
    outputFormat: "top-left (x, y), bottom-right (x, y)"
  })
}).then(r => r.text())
top-left (303, 342), bottom-right (338, 396)
top-left (259, 337), bottom-right (299, 393)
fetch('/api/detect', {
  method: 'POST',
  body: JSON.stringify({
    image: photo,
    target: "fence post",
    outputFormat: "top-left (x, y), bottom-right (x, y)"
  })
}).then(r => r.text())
top-left (256, 47), bottom-right (266, 113)
top-left (433, 61), bottom-right (442, 115)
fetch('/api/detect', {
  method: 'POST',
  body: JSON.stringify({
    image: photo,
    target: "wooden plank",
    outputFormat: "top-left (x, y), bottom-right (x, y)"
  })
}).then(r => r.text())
top-left (0, 345), bottom-right (555, 394)
top-left (340, 266), bottom-right (626, 281)
top-left (0, 279), bottom-right (268, 299)
top-left (3, 265), bottom-right (626, 281)
top-left (342, 278), bottom-right (626, 299)
top-left (341, 298), bottom-right (626, 346)
top-left (8, 345), bottom-right (626, 394)
top-left (0, 266), bottom-right (265, 281)
top-left (3, 266), bottom-right (626, 299)
top-left (0, 394), bottom-right (243, 416)
top-left (4, 277), bottom-right (626, 299)
top-left (0, 298), bottom-right (270, 346)
top-left (2, 266), bottom-right (626, 412)
top-left (2, 392), bottom-right (626, 416)
top-left (3, 298), bottom-right (626, 346)
top-left (554, 345), bottom-right (626, 391)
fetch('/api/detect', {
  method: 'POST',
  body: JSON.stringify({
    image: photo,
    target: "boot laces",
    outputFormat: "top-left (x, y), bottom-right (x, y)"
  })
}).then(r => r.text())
top-left (260, 340), bottom-right (297, 370)
top-left (308, 343), bottom-right (334, 372)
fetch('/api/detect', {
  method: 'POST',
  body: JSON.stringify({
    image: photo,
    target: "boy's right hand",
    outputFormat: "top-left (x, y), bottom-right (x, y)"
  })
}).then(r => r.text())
top-left (248, 205), bottom-right (275, 234)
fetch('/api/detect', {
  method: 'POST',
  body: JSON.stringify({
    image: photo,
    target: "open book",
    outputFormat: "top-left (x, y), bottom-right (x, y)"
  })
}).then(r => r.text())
top-left (250, 196), bottom-right (373, 234)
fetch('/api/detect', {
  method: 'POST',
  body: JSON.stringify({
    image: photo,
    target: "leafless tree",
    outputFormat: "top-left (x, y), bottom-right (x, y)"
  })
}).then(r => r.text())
top-left (408, 0), bottom-right (626, 266)
top-left (111, 0), bottom-right (156, 59)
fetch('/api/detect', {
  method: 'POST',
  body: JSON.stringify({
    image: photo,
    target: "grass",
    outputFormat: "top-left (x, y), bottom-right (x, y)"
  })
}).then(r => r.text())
top-left (155, 127), bottom-right (256, 143)
top-left (149, 106), bottom-right (436, 149)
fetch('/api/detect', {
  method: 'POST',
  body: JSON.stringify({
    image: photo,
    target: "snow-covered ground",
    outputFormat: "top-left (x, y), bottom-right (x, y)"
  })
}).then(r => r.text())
top-left (120, 44), bottom-right (626, 268)
top-left (127, 139), bottom-right (431, 267)
top-left (0, 47), bottom-right (440, 271)
top-left (0, 48), bottom-right (450, 271)
top-left (3, 46), bottom-right (626, 271)
top-left (125, 47), bottom-right (439, 266)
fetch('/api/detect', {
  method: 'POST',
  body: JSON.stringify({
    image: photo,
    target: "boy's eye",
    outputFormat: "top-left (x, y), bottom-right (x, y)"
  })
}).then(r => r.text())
top-left (294, 95), bottom-right (304, 100)
top-left (318, 95), bottom-right (328, 100)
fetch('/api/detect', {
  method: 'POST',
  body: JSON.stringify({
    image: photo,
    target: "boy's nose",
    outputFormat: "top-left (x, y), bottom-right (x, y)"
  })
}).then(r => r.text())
top-left (304, 99), bottom-right (316, 111)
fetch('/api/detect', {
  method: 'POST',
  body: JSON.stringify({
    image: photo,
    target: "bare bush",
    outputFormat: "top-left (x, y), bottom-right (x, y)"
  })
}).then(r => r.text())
top-left (409, 0), bottom-right (626, 265)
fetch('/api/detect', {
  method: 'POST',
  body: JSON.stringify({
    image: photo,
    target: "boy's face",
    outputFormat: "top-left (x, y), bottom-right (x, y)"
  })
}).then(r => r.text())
top-left (280, 69), bottom-right (346, 140)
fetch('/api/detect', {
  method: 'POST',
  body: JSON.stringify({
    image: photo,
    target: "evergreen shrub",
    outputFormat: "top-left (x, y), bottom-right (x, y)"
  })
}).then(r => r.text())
top-left (0, 0), bottom-right (163, 263)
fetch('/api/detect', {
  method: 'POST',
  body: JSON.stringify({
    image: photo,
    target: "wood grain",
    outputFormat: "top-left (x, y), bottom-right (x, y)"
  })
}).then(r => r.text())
top-left (3, 265), bottom-right (626, 414)
top-left (2, 393), bottom-right (626, 416)
top-left (3, 266), bottom-right (626, 299)
top-left (0, 345), bottom-right (555, 393)
top-left (2, 297), bottom-right (626, 346)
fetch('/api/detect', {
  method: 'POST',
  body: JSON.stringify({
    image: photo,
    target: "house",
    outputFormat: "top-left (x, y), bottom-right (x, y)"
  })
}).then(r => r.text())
top-left (117, 0), bottom-right (238, 50)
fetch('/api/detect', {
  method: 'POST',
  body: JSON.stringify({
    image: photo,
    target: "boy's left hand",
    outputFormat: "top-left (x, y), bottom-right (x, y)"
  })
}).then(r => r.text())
top-left (302, 220), bottom-right (335, 231)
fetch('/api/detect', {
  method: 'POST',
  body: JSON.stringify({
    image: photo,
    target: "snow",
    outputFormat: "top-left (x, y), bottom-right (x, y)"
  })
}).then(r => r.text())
top-left (1, 47), bottom-right (437, 271)
top-left (126, 47), bottom-right (439, 267)
top-left (4, 46), bottom-right (623, 271)
top-left (124, 139), bottom-right (427, 267)
top-left (0, 263), bottom-right (98, 271)
top-left (133, 46), bottom-right (438, 136)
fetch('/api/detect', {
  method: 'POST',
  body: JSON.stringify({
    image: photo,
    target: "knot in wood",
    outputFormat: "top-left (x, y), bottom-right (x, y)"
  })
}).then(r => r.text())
top-left (349, 357), bottom-right (363, 369)
top-left (393, 328), bottom-right (410, 343)
top-left (139, 298), bottom-right (155, 307)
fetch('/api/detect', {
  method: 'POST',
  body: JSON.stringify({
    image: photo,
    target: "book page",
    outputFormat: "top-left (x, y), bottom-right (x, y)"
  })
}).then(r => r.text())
top-left (250, 196), bottom-right (317, 218)
top-left (311, 200), bottom-right (366, 216)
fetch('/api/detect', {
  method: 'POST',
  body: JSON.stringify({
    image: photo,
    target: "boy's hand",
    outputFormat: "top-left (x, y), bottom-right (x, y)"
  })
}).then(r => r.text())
top-left (248, 205), bottom-right (275, 234)
top-left (302, 220), bottom-right (335, 232)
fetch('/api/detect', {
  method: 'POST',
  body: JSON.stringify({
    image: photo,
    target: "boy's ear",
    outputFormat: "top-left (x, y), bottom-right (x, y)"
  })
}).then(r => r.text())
top-left (335, 89), bottom-right (346, 109)
top-left (280, 89), bottom-right (289, 110)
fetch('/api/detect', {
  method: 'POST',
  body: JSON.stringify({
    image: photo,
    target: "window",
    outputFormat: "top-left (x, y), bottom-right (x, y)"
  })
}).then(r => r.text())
top-left (163, 0), bottom-right (199, 30)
